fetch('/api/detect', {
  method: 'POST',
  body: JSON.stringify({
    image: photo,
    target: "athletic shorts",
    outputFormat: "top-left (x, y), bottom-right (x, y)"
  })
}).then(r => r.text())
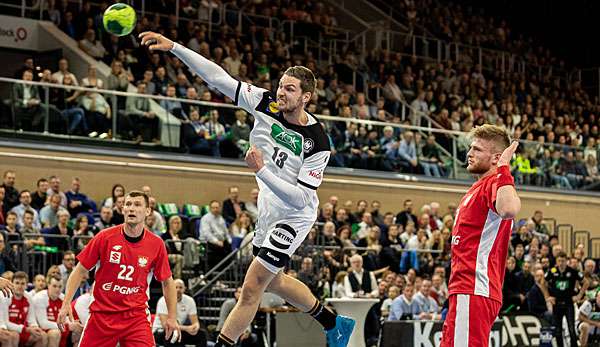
top-left (252, 218), bottom-right (313, 273)
top-left (79, 310), bottom-right (153, 347)
top-left (440, 294), bottom-right (501, 347)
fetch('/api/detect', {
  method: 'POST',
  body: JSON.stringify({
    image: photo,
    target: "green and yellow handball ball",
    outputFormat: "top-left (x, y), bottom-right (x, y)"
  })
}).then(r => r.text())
top-left (103, 3), bottom-right (137, 36)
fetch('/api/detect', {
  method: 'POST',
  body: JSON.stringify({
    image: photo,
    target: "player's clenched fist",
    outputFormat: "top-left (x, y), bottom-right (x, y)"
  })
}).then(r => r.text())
top-left (139, 31), bottom-right (174, 51)
top-left (245, 145), bottom-right (265, 172)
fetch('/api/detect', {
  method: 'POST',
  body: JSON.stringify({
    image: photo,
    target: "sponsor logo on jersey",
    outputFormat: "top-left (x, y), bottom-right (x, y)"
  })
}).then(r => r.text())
top-left (308, 169), bottom-right (322, 180)
top-left (109, 250), bottom-right (121, 264)
top-left (268, 101), bottom-right (279, 114)
top-left (138, 256), bottom-right (148, 268)
top-left (271, 123), bottom-right (302, 156)
top-left (451, 235), bottom-right (460, 245)
top-left (112, 245), bottom-right (122, 251)
top-left (101, 282), bottom-right (141, 294)
top-left (303, 138), bottom-right (314, 153)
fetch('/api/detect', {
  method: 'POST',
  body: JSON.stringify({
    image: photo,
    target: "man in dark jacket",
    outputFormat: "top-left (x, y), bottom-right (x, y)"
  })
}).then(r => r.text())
top-left (222, 186), bottom-right (246, 225)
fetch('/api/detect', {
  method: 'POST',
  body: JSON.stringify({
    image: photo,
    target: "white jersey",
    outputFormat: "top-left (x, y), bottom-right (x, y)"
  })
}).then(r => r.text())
top-left (234, 81), bottom-right (330, 266)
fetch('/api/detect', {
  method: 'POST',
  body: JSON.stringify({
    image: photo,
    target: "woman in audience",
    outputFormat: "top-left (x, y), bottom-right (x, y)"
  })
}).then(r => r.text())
top-left (102, 183), bottom-right (125, 208)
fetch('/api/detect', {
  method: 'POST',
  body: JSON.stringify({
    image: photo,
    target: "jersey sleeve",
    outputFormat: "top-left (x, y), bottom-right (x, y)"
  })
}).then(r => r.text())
top-left (76, 232), bottom-right (102, 270)
top-left (234, 81), bottom-right (269, 117)
top-left (153, 241), bottom-right (172, 282)
top-left (297, 151), bottom-right (330, 190)
top-left (33, 294), bottom-right (58, 330)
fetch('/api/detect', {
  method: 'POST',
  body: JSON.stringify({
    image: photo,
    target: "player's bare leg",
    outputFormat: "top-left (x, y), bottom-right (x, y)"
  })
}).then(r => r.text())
top-left (267, 271), bottom-right (324, 310)
top-left (46, 329), bottom-right (61, 347)
top-left (580, 322), bottom-right (590, 347)
top-left (218, 259), bottom-right (277, 345)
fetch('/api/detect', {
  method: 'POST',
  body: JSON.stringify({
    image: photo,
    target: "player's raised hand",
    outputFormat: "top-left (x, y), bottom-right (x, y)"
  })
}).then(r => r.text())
top-left (164, 317), bottom-right (181, 343)
top-left (245, 145), bottom-right (265, 172)
top-left (57, 304), bottom-right (74, 332)
top-left (139, 31), bottom-right (174, 51)
top-left (0, 277), bottom-right (14, 298)
top-left (497, 141), bottom-right (519, 167)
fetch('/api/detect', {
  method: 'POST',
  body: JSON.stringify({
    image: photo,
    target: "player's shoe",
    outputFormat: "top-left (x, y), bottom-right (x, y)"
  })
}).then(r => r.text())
top-left (325, 315), bottom-right (355, 347)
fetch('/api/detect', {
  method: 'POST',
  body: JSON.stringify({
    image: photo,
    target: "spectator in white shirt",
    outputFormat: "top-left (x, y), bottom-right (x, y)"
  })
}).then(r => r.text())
top-left (51, 58), bottom-right (78, 86)
top-left (344, 255), bottom-right (378, 298)
top-left (400, 221), bottom-right (419, 250)
top-left (200, 200), bottom-right (231, 268)
top-left (152, 279), bottom-right (206, 347)
top-left (10, 190), bottom-right (41, 230)
top-left (79, 30), bottom-right (107, 60)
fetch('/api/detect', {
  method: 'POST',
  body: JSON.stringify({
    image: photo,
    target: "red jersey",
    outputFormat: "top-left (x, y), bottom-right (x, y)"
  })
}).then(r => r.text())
top-left (77, 225), bottom-right (172, 313)
top-left (448, 169), bottom-right (514, 303)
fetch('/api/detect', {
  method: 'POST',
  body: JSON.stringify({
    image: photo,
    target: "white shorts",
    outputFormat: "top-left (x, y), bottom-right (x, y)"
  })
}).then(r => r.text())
top-left (252, 218), bottom-right (314, 273)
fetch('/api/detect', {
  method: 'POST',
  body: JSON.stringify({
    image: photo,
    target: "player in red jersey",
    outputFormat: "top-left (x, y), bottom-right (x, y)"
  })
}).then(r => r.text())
top-left (57, 191), bottom-right (180, 347)
top-left (32, 274), bottom-right (69, 347)
top-left (440, 125), bottom-right (521, 347)
top-left (2, 271), bottom-right (47, 347)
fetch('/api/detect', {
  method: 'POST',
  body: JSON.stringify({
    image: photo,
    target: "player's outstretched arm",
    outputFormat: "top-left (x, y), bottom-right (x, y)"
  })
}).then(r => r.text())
top-left (139, 32), bottom-right (239, 102)
top-left (495, 141), bottom-right (521, 219)
top-left (57, 263), bottom-right (88, 331)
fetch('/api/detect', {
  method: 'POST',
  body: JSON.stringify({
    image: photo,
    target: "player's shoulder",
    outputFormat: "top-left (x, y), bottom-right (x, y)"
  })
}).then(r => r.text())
top-left (235, 82), bottom-right (272, 111)
top-left (144, 228), bottom-right (167, 244)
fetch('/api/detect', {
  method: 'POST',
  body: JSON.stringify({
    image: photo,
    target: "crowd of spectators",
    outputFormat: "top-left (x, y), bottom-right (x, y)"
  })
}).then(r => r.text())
top-left (5, 0), bottom-right (600, 187)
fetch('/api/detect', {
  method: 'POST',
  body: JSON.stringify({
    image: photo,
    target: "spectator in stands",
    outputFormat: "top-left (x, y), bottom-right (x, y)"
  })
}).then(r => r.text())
top-left (160, 84), bottom-right (184, 118)
top-left (161, 215), bottom-right (185, 279)
top-left (344, 254), bottom-right (378, 298)
top-left (81, 65), bottom-right (104, 89)
top-left (29, 274), bottom-right (46, 297)
top-left (44, 209), bottom-right (72, 251)
top-left (33, 274), bottom-right (66, 347)
top-left (46, 176), bottom-right (67, 207)
top-left (412, 279), bottom-right (440, 319)
top-left (110, 195), bottom-right (125, 225)
top-left (583, 259), bottom-right (600, 299)
top-left (230, 110), bottom-right (251, 156)
top-left (222, 186), bottom-right (246, 225)
top-left (153, 66), bottom-right (169, 96)
top-left (204, 109), bottom-right (226, 157)
top-left (4, 271), bottom-right (47, 346)
top-left (52, 74), bottom-right (88, 135)
top-left (388, 283), bottom-right (418, 321)
top-left (65, 177), bottom-right (95, 217)
top-left (245, 188), bottom-right (259, 223)
top-left (398, 131), bottom-right (419, 173)
top-left (79, 29), bottom-right (107, 60)
top-left (94, 206), bottom-right (113, 231)
top-left (381, 285), bottom-right (400, 319)
top-left (58, 251), bottom-right (75, 289)
top-left (200, 200), bottom-right (231, 268)
top-left (138, 69), bottom-right (156, 96)
top-left (102, 183), bottom-right (125, 208)
top-left (30, 178), bottom-right (48, 211)
top-left (12, 70), bottom-right (43, 131)
top-left (527, 269), bottom-right (552, 322)
top-left (80, 88), bottom-right (111, 139)
top-left (39, 194), bottom-right (67, 228)
top-left (419, 135), bottom-right (444, 177)
top-left (148, 197), bottom-right (166, 234)
top-left (11, 190), bottom-right (41, 230)
top-left (503, 256), bottom-right (524, 311)
top-left (153, 279), bottom-right (206, 347)
top-left (51, 58), bottom-right (78, 85)
top-left (2, 211), bottom-right (20, 244)
top-left (298, 257), bottom-right (319, 294)
top-left (0, 186), bottom-right (5, 224)
top-left (0, 233), bottom-right (16, 274)
top-left (229, 211), bottom-right (253, 239)
top-left (517, 261), bottom-right (535, 307)
top-left (21, 210), bottom-right (44, 249)
top-left (382, 75), bottom-right (403, 116)
top-left (124, 81), bottom-right (159, 143)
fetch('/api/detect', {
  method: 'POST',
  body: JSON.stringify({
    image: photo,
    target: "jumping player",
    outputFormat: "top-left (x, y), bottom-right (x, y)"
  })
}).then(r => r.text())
top-left (440, 124), bottom-right (521, 346)
top-left (56, 191), bottom-right (180, 347)
top-left (139, 31), bottom-right (355, 347)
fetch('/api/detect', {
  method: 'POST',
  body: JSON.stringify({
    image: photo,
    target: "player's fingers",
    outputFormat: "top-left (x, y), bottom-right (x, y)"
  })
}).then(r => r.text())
top-left (177, 327), bottom-right (182, 342)
top-left (138, 31), bottom-right (152, 38)
top-left (165, 325), bottom-right (173, 339)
